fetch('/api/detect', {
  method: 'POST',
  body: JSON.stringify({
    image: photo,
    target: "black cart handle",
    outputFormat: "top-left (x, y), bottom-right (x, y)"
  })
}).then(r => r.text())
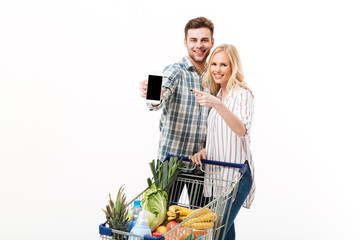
top-left (164, 155), bottom-right (248, 174)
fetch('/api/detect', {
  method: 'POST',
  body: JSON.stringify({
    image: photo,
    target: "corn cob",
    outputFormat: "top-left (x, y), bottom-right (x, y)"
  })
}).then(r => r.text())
top-left (196, 212), bottom-right (218, 222)
top-left (184, 208), bottom-right (211, 219)
top-left (177, 212), bottom-right (214, 222)
top-left (184, 221), bottom-right (214, 230)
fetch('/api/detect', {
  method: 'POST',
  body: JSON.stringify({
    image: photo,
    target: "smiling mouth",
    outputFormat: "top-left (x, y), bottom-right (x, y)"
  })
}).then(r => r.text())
top-left (213, 74), bottom-right (223, 79)
top-left (194, 50), bottom-right (205, 56)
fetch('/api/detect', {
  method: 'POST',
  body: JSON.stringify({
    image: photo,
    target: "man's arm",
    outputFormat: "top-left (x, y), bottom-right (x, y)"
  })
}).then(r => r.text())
top-left (139, 64), bottom-right (181, 111)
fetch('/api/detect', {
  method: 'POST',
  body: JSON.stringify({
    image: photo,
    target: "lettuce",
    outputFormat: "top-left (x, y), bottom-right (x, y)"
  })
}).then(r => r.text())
top-left (142, 184), bottom-right (168, 231)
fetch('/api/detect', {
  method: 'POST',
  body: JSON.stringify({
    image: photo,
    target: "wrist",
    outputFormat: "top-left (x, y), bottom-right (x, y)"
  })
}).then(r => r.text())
top-left (214, 100), bottom-right (223, 110)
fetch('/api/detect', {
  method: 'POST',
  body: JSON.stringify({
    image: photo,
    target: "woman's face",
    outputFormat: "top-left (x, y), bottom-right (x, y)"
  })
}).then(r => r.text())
top-left (210, 51), bottom-right (232, 88)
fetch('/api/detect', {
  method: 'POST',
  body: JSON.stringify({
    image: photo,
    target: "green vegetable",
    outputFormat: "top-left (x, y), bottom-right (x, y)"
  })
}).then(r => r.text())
top-left (143, 157), bottom-right (184, 231)
top-left (185, 232), bottom-right (195, 240)
top-left (147, 157), bottom-right (185, 193)
top-left (142, 184), bottom-right (168, 231)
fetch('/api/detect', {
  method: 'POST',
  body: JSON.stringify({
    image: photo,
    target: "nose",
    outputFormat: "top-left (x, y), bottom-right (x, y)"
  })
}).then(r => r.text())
top-left (214, 65), bottom-right (221, 72)
top-left (196, 41), bottom-right (203, 48)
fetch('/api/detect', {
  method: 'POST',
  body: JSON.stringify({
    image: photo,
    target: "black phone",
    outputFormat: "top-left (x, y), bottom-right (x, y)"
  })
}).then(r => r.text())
top-left (146, 72), bottom-right (163, 104)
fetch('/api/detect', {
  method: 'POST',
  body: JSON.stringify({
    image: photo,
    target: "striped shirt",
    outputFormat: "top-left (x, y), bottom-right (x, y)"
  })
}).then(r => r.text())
top-left (148, 56), bottom-right (210, 162)
top-left (204, 87), bottom-right (255, 208)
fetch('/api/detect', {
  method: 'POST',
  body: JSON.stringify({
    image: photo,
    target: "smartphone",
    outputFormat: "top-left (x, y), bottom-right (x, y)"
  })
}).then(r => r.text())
top-left (146, 72), bottom-right (163, 104)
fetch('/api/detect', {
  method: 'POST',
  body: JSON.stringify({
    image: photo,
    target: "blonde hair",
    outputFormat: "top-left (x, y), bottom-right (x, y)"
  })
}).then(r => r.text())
top-left (202, 44), bottom-right (246, 95)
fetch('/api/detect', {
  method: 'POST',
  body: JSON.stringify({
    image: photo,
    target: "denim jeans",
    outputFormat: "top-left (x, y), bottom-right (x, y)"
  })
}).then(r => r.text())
top-left (220, 162), bottom-right (252, 240)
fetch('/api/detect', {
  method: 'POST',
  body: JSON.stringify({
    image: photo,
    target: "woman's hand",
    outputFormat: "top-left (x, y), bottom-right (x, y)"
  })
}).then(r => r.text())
top-left (191, 89), bottom-right (221, 108)
top-left (189, 148), bottom-right (206, 165)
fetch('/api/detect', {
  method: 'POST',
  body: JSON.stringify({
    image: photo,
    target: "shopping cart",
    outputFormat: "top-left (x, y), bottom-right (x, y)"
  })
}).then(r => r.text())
top-left (99, 155), bottom-right (247, 240)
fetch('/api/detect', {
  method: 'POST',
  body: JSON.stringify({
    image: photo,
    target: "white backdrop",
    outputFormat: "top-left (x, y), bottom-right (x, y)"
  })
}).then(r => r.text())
top-left (1, 0), bottom-right (359, 239)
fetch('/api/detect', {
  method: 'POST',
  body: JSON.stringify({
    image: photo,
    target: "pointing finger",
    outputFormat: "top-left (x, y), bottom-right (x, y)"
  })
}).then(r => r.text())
top-left (190, 89), bottom-right (204, 95)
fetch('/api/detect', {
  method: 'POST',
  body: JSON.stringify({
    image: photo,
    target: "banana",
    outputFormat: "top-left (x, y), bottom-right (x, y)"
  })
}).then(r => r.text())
top-left (167, 211), bottom-right (176, 217)
top-left (168, 205), bottom-right (193, 216)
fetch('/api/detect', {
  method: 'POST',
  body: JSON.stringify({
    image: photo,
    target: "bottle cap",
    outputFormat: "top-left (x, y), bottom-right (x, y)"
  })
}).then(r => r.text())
top-left (133, 200), bottom-right (141, 208)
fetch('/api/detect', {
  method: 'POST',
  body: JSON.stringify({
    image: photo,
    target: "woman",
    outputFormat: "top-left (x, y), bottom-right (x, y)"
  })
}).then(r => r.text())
top-left (189, 44), bottom-right (255, 240)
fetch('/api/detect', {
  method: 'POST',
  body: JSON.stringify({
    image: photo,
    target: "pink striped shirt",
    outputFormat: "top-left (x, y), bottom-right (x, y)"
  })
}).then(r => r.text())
top-left (204, 87), bottom-right (255, 209)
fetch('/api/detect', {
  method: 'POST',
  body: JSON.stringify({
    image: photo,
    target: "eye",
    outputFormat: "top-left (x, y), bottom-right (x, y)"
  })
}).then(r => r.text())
top-left (211, 63), bottom-right (216, 66)
top-left (221, 64), bottom-right (227, 67)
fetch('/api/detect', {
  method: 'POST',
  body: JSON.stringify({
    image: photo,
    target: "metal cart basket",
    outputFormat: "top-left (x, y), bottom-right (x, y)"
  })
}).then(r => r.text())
top-left (99, 155), bottom-right (247, 240)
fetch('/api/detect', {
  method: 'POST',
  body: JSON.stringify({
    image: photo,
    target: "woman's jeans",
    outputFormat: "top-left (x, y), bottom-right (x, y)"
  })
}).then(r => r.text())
top-left (220, 163), bottom-right (252, 240)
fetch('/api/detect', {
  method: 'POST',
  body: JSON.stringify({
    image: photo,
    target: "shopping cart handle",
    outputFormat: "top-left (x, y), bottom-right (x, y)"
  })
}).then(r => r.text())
top-left (164, 155), bottom-right (248, 174)
top-left (99, 223), bottom-right (112, 236)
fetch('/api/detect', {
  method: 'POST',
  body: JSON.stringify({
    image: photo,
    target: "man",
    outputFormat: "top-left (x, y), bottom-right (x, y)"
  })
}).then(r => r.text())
top-left (140, 16), bottom-right (214, 161)
top-left (139, 17), bottom-right (215, 206)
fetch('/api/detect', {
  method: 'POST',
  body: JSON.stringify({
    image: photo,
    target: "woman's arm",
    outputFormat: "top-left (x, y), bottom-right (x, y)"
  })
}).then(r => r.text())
top-left (191, 89), bottom-right (246, 137)
top-left (213, 101), bottom-right (246, 137)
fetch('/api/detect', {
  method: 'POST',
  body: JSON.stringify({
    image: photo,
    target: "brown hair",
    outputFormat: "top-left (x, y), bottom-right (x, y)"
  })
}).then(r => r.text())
top-left (184, 17), bottom-right (214, 39)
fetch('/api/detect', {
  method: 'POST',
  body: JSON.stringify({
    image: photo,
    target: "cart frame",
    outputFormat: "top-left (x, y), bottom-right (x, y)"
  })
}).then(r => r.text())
top-left (99, 155), bottom-right (247, 240)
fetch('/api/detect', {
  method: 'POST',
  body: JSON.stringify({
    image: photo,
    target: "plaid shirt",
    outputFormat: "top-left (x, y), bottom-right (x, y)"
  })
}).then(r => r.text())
top-left (148, 56), bottom-right (210, 162)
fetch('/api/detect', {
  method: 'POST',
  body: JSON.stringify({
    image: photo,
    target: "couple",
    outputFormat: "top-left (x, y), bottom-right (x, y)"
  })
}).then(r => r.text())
top-left (139, 17), bottom-right (255, 240)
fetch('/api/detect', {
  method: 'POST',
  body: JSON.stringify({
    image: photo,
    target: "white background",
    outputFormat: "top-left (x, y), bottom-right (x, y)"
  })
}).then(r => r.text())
top-left (1, 0), bottom-right (359, 239)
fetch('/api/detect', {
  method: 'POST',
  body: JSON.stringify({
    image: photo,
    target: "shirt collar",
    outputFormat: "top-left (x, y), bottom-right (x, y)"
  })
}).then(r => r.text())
top-left (182, 56), bottom-right (208, 75)
top-left (182, 56), bottom-right (194, 70)
top-left (218, 85), bottom-right (239, 101)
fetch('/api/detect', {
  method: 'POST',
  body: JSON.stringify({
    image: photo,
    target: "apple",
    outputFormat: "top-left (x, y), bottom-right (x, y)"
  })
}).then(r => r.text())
top-left (166, 221), bottom-right (178, 231)
top-left (164, 226), bottom-right (194, 240)
top-left (177, 227), bottom-right (193, 240)
top-left (155, 226), bottom-right (167, 235)
top-left (164, 226), bottom-right (183, 240)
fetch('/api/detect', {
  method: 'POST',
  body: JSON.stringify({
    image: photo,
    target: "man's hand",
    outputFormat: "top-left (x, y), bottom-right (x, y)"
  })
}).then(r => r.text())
top-left (191, 89), bottom-right (221, 108)
top-left (139, 80), bottom-right (166, 100)
top-left (139, 80), bottom-right (148, 98)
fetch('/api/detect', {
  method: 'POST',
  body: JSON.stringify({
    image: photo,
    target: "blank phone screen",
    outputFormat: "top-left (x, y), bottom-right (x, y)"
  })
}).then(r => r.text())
top-left (146, 75), bottom-right (162, 100)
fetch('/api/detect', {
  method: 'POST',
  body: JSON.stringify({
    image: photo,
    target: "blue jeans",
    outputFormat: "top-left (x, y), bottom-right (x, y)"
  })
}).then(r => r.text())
top-left (220, 163), bottom-right (252, 240)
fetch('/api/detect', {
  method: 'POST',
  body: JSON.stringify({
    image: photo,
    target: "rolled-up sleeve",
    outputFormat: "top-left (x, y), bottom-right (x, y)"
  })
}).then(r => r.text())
top-left (235, 90), bottom-right (254, 131)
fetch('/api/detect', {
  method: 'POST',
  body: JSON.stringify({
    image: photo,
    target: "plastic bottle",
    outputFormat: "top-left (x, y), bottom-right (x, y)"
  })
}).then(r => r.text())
top-left (129, 210), bottom-right (152, 240)
top-left (128, 200), bottom-right (142, 232)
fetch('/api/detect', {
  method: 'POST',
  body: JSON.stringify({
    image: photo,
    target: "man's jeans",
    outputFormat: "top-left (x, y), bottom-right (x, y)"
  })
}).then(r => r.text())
top-left (220, 162), bottom-right (252, 240)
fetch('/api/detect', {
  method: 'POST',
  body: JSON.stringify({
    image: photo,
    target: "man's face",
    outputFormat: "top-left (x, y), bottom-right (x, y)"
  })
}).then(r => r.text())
top-left (184, 27), bottom-right (214, 64)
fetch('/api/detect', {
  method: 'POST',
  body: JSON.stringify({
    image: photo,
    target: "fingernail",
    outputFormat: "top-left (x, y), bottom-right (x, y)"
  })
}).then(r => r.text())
top-left (190, 89), bottom-right (193, 92)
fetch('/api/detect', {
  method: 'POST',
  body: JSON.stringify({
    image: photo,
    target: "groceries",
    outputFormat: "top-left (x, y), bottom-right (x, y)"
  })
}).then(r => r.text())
top-left (147, 157), bottom-right (185, 193)
top-left (102, 185), bottom-right (129, 232)
top-left (154, 225), bottom-right (167, 235)
top-left (167, 205), bottom-right (218, 230)
top-left (142, 184), bottom-right (168, 231)
top-left (166, 220), bottom-right (178, 231)
top-left (100, 156), bottom-right (224, 240)
top-left (141, 157), bottom-right (185, 231)
top-left (128, 200), bottom-right (142, 232)
top-left (129, 211), bottom-right (152, 240)
top-left (164, 226), bottom-right (195, 240)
